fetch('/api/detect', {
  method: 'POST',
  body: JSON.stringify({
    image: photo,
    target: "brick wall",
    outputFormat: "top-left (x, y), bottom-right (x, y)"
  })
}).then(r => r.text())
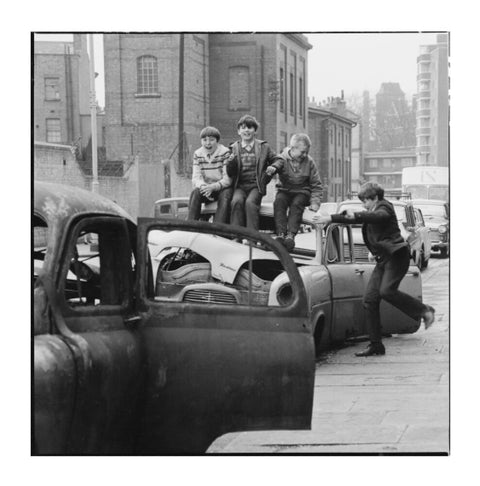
top-left (34, 142), bottom-right (140, 219)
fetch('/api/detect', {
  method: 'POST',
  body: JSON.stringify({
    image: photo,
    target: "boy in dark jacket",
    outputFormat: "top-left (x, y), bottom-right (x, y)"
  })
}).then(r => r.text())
top-left (313, 182), bottom-right (435, 357)
top-left (227, 115), bottom-right (276, 231)
top-left (266, 133), bottom-right (323, 251)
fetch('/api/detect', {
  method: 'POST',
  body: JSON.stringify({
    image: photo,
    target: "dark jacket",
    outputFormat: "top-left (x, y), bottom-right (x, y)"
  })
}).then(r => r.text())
top-left (227, 139), bottom-right (276, 195)
top-left (331, 199), bottom-right (408, 260)
top-left (270, 148), bottom-right (323, 207)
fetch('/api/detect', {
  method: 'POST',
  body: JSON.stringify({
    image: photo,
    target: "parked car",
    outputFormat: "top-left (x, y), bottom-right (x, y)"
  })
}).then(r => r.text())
top-left (33, 182), bottom-right (315, 454)
top-left (336, 198), bottom-right (432, 270)
top-left (411, 199), bottom-right (449, 258)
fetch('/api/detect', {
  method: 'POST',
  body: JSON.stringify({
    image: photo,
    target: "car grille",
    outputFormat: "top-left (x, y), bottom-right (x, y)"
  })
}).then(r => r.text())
top-left (183, 289), bottom-right (238, 304)
top-left (429, 229), bottom-right (440, 243)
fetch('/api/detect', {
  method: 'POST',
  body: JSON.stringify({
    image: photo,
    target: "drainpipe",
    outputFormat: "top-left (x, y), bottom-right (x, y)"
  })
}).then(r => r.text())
top-left (178, 34), bottom-right (185, 174)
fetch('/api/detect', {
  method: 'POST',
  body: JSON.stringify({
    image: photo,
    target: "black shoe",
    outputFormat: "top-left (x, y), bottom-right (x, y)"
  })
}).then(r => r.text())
top-left (273, 234), bottom-right (285, 245)
top-left (423, 305), bottom-right (435, 330)
top-left (355, 343), bottom-right (386, 357)
top-left (284, 233), bottom-right (295, 252)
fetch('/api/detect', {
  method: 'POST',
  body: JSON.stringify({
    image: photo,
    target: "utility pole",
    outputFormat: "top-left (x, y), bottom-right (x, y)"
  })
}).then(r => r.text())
top-left (89, 34), bottom-right (99, 193)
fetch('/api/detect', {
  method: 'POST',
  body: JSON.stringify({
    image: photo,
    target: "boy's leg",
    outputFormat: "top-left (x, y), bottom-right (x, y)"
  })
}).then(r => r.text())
top-left (187, 188), bottom-right (203, 220)
top-left (231, 188), bottom-right (247, 227)
top-left (245, 188), bottom-right (263, 230)
top-left (362, 263), bottom-right (384, 345)
top-left (379, 246), bottom-right (429, 320)
top-left (287, 193), bottom-right (309, 235)
top-left (273, 191), bottom-right (290, 236)
top-left (214, 187), bottom-right (233, 224)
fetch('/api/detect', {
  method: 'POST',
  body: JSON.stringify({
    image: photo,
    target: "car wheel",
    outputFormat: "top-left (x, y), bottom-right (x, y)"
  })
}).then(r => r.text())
top-left (440, 247), bottom-right (448, 258)
top-left (421, 253), bottom-right (429, 269)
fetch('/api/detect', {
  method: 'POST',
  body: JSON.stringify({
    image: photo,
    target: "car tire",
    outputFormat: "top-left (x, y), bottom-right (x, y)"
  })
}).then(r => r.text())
top-left (421, 253), bottom-right (429, 269)
top-left (440, 247), bottom-right (448, 258)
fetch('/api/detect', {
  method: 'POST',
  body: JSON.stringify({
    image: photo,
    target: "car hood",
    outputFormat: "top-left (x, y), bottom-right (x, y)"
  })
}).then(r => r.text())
top-left (423, 217), bottom-right (448, 230)
top-left (149, 230), bottom-right (279, 284)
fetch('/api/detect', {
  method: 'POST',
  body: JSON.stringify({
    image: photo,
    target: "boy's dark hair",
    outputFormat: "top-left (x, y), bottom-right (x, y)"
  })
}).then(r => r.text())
top-left (358, 182), bottom-right (385, 201)
top-left (200, 126), bottom-right (221, 141)
top-left (237, 115), bottom-right (259, 131)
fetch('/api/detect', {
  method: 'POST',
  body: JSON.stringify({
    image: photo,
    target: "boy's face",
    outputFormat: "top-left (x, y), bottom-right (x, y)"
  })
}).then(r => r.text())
top-left (201, 136), bottom-right (218, 153)
top-left (237, 124), bottom-right (256, 143)
top-left (290, 141), bottom-right (309, 162)
top-left (362, 196), bottom-right (378, 211)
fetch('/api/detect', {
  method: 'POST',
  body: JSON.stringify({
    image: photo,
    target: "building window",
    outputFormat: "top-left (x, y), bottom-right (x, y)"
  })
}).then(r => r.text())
top-left (279, 67), bottom-right (284, 112)
top-left (383, 158), bottom-right (392, 168)
top-left (369, 159), bottom-right (378, 168)
top-left (46, 118), bottom-right (61, 143)
top-left (45, 77), bottom-right (60, 100)
top-left (299, 77), bottom-right (303, 117)
top-left (337, 130), bottom-right (341, 146)
top-left (229, 66), bottom-right (250, 110)
top-left (345, 131), bottom-right (349, 149)
top-left (289, 72), bottom-right (295, 115)
top-left (137, 56), bottom-right (159, 95)
top-left (330, 128), bottom-right (334, 144)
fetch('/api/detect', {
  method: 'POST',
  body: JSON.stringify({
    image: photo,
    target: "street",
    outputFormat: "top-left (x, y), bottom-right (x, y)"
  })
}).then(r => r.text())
top-left (208, 256), bottom-right (449, 454)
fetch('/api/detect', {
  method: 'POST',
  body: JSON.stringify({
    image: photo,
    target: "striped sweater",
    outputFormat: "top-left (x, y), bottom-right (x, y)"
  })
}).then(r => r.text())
top-left (191, 144), bottom-right (232, 192)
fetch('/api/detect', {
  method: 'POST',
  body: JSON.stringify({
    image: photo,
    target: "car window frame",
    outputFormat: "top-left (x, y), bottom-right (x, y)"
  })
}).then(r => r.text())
top-left (57, 215), bottom-right (135, 318)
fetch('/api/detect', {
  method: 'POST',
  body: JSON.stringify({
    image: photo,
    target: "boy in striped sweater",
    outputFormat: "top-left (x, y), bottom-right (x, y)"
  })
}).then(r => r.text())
top-left (188, 126), bottom-right (233, 223)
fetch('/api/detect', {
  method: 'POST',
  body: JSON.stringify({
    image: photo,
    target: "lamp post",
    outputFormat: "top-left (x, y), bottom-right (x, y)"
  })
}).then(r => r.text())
top-left (88, 34), bottom-right (99, 193)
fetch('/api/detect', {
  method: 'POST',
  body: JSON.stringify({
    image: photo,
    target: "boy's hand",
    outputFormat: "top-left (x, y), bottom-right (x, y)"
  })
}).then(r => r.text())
top-left (312, 214), bottom-right (332, 225)
top-left (265, 166), bottom-right (276, 176)
top-left (200, 184), bottom-right (214, 198)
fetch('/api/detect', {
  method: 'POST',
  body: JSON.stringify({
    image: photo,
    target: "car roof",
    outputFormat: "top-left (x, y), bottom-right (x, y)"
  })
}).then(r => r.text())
top-left (34, 181), bottom-right (134, 225)
top-left (411, 199), bottom-right (447, 205)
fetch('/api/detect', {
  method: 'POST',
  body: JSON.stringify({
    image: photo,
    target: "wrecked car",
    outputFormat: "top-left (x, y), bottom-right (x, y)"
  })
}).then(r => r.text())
top-left (33, 182), bottom-right (315, 454)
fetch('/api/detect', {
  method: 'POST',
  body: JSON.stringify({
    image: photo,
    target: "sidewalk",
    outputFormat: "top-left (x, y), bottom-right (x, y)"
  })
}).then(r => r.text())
top-left (208, 258), bottom-right (449, 454)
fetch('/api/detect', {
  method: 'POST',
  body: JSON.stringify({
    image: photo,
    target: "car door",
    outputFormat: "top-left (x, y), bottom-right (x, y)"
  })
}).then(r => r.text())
top-left (36, 215), bottom-right (145, 454)
top-left (414, 207), bottom-right (432, 258)
top-left (323, 224), bottom-right (369, 341)
top-left (134, 218), bottom-right (314, 454)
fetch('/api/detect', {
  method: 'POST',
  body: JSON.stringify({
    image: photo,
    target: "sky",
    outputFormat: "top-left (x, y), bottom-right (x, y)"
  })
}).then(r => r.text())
top-left (306, 32), bottom-right (440, 104)
top-left (34, 32), bottom-right (441, 110)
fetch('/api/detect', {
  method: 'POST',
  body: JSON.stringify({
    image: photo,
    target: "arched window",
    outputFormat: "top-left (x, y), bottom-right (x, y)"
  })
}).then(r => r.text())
top-left (137, 56), bottom-right (159, 95)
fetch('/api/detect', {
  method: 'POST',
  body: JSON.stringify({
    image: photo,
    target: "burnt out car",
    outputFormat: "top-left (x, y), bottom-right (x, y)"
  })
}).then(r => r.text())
top-left (151, 202), bottom-right (423, 356)
top-left (33, 182), bottom-right (314, 455)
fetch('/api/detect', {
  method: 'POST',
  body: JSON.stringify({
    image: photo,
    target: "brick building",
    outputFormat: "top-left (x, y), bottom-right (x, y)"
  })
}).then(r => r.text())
top-left (103, 33), bottom-right (312, 215)
top-left (308, 100), bottom-right (357, 202)
top-left (363, 148), bottom-right (416, 191)
top-left (33, 34), bottom-right (103, 155)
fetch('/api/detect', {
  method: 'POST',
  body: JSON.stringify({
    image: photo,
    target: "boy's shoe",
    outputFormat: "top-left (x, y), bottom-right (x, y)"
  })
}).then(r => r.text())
top-left (283, 233), bottom-right (295, 252)
top-left (423, 305), bottom-right (436, 330)
top-left (355, 342), bottom-right (386, 357)
top-left (272, 234), bottom-right (285, 245)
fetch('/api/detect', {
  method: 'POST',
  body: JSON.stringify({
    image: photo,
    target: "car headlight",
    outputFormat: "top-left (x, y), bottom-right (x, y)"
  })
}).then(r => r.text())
top-left (438, 225), bottom-right (447, 234)
top-left (277, 283), bottom-right (293, 306)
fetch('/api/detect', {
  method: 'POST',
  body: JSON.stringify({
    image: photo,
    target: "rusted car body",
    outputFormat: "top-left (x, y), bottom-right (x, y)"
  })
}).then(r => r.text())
top-left (33, 182), bottom-right (315, 454)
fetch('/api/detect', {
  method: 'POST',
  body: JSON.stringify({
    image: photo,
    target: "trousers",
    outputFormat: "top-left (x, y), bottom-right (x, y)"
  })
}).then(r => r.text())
top-left (363, 245), bottom-right (427, 343)
top-left (231, 186), bottom-right (262, 230)
top-left (187, 187), bottom-right (233, 223)
top-left (273, 191), bottom-right (309, 236)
